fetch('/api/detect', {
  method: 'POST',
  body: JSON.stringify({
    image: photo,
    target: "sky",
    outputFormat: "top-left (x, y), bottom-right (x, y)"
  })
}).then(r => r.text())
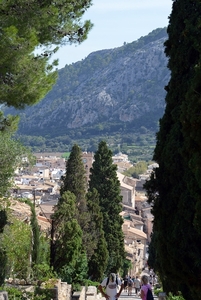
top-left (53, 0), bottom-right (173, 69)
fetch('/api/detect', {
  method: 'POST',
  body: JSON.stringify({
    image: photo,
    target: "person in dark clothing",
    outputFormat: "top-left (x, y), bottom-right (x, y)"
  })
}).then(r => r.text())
top-left (123, 275), bottom-right (128, 292)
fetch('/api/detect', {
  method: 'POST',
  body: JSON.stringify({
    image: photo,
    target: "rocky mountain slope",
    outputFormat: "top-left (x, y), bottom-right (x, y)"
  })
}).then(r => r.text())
top-left (4, 27), bottom-right (170, 157)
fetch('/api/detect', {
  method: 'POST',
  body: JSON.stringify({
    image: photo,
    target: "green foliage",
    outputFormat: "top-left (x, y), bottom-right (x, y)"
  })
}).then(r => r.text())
top-left (87, 229), bottom-right (108, 281)
top-left (0, 112), bottom-right (19, 133)
top-left (0, 0), bottom-right (93, 111)
top-left (34, 287), bottom-right (55, 300)
top-left (89, 141), bottom-right (125, 273)
top-left (59, 252), bottom-right (88, 288)
top-left (86, 188), bottom-right (108, 281)
top-left (123, 161), bottom-right (149, 178)
top-left (32, 263), bottom-right (57, 283)
top-left (0, 210), bottom-right (7, 233)
top-left (51, 191), bottom-right (83, 272)
top-left (84, 279), bottom-right (100, 287)
top-left (6, 28), bottom-right (167, 158)
top-left (0, 285), bottom-right (55, 300)
top-left (0, 248), bottom-right (7, 285)
top-left (16, 130), bottom-right (156, 162)
top-left (23, 199), bottom-right (40, 266)
top-left (0, 286), bottom-right (25, 300)
top-left (61, 152), bottom-right (70, 159)
top-left (60, 144), bottom-right (94, 259)
top-left (154, 287), bottom-right (163, 296)
top-left (144, 1), bottom-right (201, 299)
top-left (37, 235), bottom-right (51, 266)
top-left (60, 144), bottom-right (87, 209)
top-left (121, 259), bottom-right (132, 277)
top-left (167, 292), bottom-right (185, 300)
top-left (0, 131), bottom-right (31, 199)
top-left (0, 218), bottom-right (32, 280)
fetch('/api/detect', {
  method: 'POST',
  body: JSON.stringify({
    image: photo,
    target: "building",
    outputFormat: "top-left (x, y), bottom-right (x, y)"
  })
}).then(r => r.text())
top-left (117, 172), bottom-right (135, 207)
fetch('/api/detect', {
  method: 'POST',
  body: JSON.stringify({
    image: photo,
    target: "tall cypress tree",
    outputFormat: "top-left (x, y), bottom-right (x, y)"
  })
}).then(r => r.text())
top-left (144, 1), bottom-right (201, 299)
top-left (61, 144), bottom-right (87, 209)
top-left (86, 188), bottom-right (108, 281)
top-left (89, 141), bottom-right (125, 274)
top-left (60, 144), bottom-right (95, 259)
top-left (51, 191), bottom-right (83, 272)
top-left (24, 200), bottom-right (40, 266)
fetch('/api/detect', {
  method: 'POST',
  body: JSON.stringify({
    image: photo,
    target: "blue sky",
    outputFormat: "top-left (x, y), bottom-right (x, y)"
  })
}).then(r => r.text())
top-left (53, 0), bottom-right (172, 69)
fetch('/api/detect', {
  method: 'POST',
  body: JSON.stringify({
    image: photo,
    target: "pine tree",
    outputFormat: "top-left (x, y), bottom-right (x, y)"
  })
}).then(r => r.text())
top-left (0, 0), bottom-right (93, 130)
top-left (86, 188), bottom-right (108, 281)
top-left (144, 1), bottom-right (201, 299)
top-left (0, 0), bottom-right (93, 109)
top-left (89, 141), bottom-right (125, 273)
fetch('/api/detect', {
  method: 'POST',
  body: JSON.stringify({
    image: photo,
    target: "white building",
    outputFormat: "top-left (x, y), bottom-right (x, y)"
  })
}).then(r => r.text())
top-left (117, 172), bottom-right (135, 208)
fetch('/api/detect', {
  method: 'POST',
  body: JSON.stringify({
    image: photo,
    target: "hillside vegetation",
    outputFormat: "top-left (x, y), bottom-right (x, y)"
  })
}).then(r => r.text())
top-left (4, 27), bottom-right (169, 161)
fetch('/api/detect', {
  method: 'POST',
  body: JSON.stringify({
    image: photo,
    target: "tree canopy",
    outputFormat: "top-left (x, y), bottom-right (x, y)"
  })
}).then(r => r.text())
top-left (0, 0), bottom-right (93, 128)
top-left (144, 1), bottom-right (201, 299)
top-left (89, 141), bottom-right (125, 273)
top-left (51, 191), bottom-right (83, 273)
top-left (86, 188), bottom-right (108, 281)
top-left (0, 130), bottom-right (32, 199)
top-left (60, 144), bottom-right (95, 258)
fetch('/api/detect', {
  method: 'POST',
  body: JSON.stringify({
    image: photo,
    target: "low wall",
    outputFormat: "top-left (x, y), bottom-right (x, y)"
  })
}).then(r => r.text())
top-left (0, 292), bottom-right (8, 300)
top-left (56, 280), bottom-right (72, 300)
top-left (72, 286), bottom-right (86, 300)
top-left (2, 282), bottom-right (98, 300)
top-left (72, 286), bottom-right (100, 300)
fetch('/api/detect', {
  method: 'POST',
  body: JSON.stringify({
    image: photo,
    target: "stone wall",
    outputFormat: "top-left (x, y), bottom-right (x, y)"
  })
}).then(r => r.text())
top-left (72, 286), bottom-right (101, 300)
top-left (72, 286), bottom-right (86, 300)
top-left (1, 282), bottom-right (99, 300)
top-left (0, 292), bottom-right (8, 300)
top-left (55, 280), bottom-right (72, 300)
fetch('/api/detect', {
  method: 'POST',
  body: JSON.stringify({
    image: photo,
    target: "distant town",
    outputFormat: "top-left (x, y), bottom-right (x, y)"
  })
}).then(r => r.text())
top-left (12, 151), bottom-right (158, 276)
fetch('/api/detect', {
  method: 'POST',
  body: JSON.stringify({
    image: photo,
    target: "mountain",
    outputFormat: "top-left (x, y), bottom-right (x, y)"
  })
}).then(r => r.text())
top-left (4, 27), bottom-right (169, 161)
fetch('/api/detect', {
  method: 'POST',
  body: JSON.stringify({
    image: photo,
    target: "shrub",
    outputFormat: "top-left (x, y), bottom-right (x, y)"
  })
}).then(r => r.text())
top-left (84, 279), bottom-right (100, 287)
top-left (154, 287), bottom-right (163, 296)
top-left (0, 286), bottom-right (25, 300)
top-left (167, 292), bottom-right (185, 300)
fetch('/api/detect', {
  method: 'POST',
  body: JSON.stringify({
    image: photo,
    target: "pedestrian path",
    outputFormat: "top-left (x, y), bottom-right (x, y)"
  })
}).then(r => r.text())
top-left (119, 289), bottom-right (158, 300)
top-left (119, 289), bottom-right (141, 300)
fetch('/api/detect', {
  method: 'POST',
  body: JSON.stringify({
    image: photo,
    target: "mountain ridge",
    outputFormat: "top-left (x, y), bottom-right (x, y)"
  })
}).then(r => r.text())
top-left (4, 27), bottom-right (169, 159)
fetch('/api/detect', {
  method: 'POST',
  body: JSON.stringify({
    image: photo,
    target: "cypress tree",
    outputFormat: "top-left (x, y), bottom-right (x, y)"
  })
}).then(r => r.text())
top-left (86, 188), bottom-right (108, 281)
top-left (51, 191), bottom-right (83, 272)
top-left (60, 144), bottom-right (95, 259)
top-left (89, 141), bottom-right (125, 274)
top-left (61, 144), bottom-right (87, 210)
top-left (25, 200), bottom-right (40, 266)
top-left (144, 1), bottom-right (201, 299)
top-left (0, 210), bottom-right (7, 285)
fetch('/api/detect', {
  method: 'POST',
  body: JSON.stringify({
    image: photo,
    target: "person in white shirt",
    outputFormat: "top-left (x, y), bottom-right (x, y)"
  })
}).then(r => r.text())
top-left (98, 273), bottom-right (124, 300)
top-left (134, 276), bottom-right (141, 295)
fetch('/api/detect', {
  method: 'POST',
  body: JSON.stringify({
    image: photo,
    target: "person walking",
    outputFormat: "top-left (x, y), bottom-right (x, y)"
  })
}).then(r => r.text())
top-left (123, 275), bottom-right (128, 292)
top-left (127, 276), bottom-right (133, 296)
top-left (134, 276), bottom-right (141, 295)
top-left (98, 273), bottom-right (124, 300)
top-left (140, 275), bottom-right (152, 300)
